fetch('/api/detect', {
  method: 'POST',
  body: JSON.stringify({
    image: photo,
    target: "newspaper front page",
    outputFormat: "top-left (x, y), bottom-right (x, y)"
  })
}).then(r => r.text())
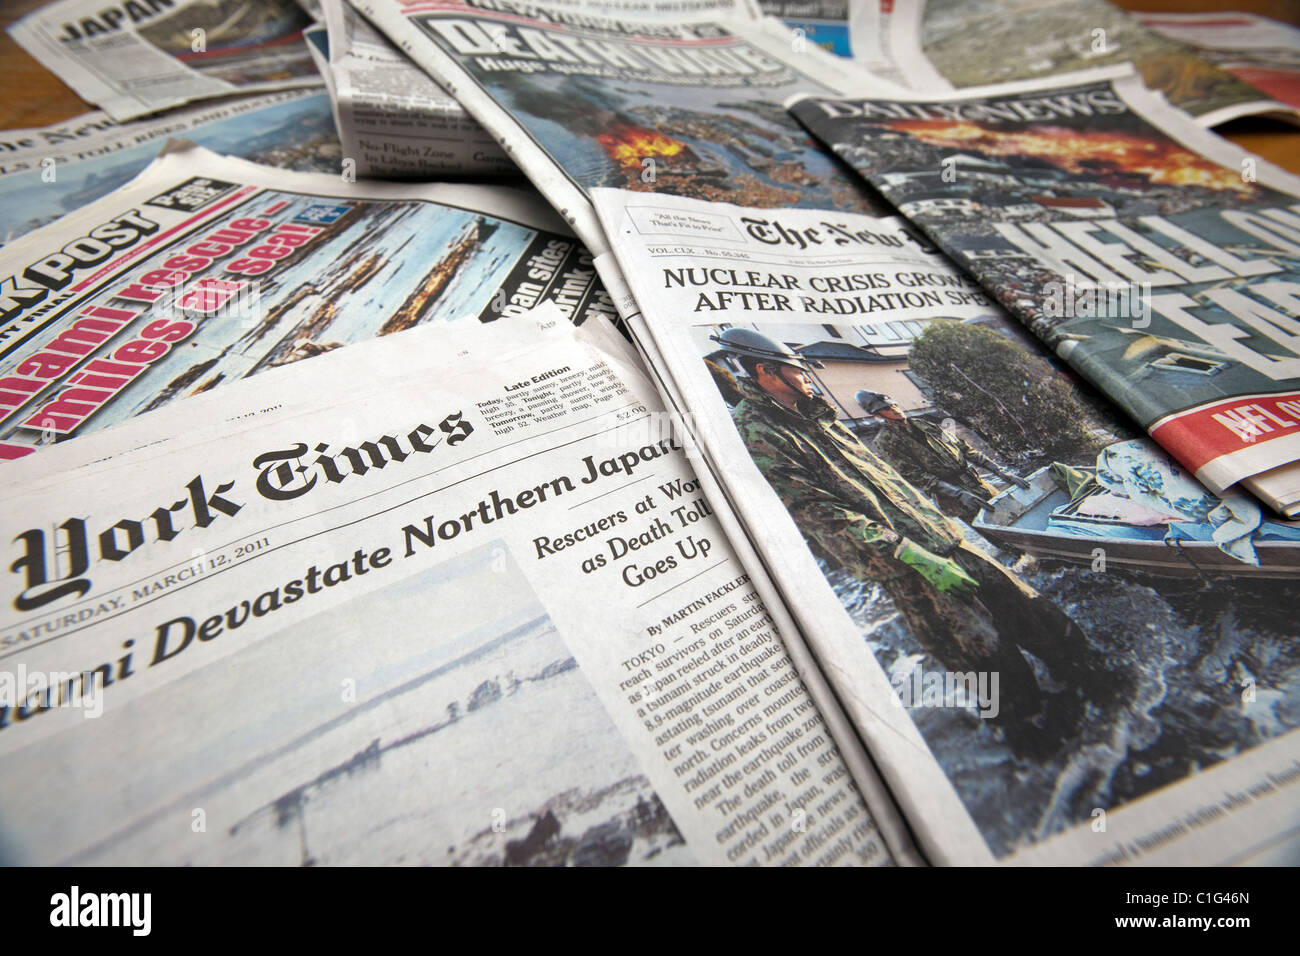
top-left (9, 0), bottom-right (325, 123)
top-left (789, 68), bottom-right (1300, 513)
top-left (0, 305), bottom-right (890, 866)
top-left (316, 0), bottom-right (512, 178)
top-left (593, 186), bottom-right (1300, 865)
top-left (0, 90), bottom-right (340, 248)
top-left (589, 248), bottom-right (927, 864)
top-left (890, 0), bottom-right (1296, 127)
top-left (351, 0), bottom-right (900, 254)
top-left (0, 144), bottom-right (617, 464)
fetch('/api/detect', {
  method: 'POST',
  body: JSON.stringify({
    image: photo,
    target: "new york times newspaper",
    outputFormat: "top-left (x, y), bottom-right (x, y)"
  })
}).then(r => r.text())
top-left (0, 143), bottom-right (616, 464)
top-left (313, 0), bottom-right (512, 178)
top-left (0, 90), bottom-right (340, 247)
top-left (0, 307), bottom-right (890, 866)
top-left (790, 67), bottom-right (1300, 514)
top-left (888, 0), bottom-right (1296, 126)
top-left (350, 0), bottom-right (901, 255)
top-left (8, 0), bottom-right (324, 122)
top-left (593, 187), bottom-right (1300, 865)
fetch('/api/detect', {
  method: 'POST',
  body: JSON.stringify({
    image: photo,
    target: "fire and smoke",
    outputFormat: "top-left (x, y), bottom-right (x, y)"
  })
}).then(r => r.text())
top-left (885, 120), bottom-right (1255, 195)
top-left (596, 123), bottom-right (689, 171)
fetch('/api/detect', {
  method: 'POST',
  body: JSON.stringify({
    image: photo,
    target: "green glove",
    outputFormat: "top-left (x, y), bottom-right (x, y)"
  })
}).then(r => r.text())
top-left (894, 539), bottom-right (979, 595)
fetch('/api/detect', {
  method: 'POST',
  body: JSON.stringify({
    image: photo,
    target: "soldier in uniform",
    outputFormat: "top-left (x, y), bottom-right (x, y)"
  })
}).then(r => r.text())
top-left (710, 329), bottom-right (1122, 754)
top-left (855, 390), bottom-right (1029, 521)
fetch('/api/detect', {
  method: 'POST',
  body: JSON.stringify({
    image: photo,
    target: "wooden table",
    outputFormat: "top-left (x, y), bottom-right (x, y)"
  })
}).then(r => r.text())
top-left (0, 0), bottom-right (1297, 171)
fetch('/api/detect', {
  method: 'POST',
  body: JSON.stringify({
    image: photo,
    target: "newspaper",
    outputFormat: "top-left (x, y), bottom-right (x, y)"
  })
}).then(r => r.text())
top-left (754, 2), bottom-right (849, 58)
top-left (789, 67), bottom-right (1300, 514)
top-left (0, 143), bottom-right (617, 464)
top-left (0, 301), bottom-right (893, 866)
top-left (1136, 12), bottom-right (1300, 114)
top-left (350, 0), bottom-right (902, 255)
top-left (312, 0), bottom-right (513, 178)
top-left (8, 0), bottom-right (325, 123)
top-left (888, 0), bottom-right (1297, 127)
top-left (592, 185), bottom-right (1300, 865)
top-left (0, 90), bottom-right (340, 248)
top-left (858, 0), bottom-right (921, 92)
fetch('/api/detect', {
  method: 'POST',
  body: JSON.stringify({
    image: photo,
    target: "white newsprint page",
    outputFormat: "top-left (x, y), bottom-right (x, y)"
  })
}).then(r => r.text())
top-left (317, 0), bottom-right (512, 178)
top-left (0, 307), bottom-right (891, 866)
top-left (593, 187), bottom-right (1300, 866)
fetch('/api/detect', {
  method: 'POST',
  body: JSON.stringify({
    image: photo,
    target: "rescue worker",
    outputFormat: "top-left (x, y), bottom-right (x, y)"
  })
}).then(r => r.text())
top-left (855, 389), bottom-right (1030, 521)
top-left (711, 328), bottom-right (1122, 754)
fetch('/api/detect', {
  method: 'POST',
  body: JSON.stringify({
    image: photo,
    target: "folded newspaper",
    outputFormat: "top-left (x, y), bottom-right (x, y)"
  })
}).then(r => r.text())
top-left (1136, 11), bottom-right (1300, 113)
top-left (592, 186), bottom-right (1300, 865)
top-left (886, 0), bottom-right (1298, 126)
top-left (9, 0), bottom-right (325, 122)
top-left (0, 305), bottom-right (894, 866)
top-left (789, 66), bottom-right (1300, 516)
top-left (309, 0), bottom-right (513, 179)
top-left (351, 0), bottom-right (900, 254)
top-left (0, 90), bottom-right (340, 247)
top-left (0, 143), bottom-right (615, 463)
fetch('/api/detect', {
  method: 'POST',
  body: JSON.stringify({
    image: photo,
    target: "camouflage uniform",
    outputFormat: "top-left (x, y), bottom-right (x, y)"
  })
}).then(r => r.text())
top-left (730, 376), bottom-right (1113, 734)
top-left (872, 417), bottom-right (999, 519)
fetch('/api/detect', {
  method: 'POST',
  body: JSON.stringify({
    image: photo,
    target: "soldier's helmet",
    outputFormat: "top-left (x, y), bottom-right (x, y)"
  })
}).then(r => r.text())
top-left (855, 390), bottom-right (894, 415)
top-left (708, 328), bottom-right (821, 373)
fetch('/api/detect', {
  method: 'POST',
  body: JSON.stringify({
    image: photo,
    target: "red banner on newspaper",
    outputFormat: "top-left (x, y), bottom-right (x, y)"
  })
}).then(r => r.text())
top-left (1150, 391), bottom-right (1300, 473)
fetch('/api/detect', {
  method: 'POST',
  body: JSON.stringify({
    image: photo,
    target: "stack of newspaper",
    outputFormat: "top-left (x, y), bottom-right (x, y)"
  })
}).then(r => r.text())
top-left (303, 0), bottom-right (512, 178)
top-left (2, 0), bottom-right (1299, 867)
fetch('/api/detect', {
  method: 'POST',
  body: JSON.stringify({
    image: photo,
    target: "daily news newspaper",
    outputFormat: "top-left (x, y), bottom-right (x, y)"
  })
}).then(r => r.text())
top-left (887, 0), bottom-right (1296, 127)
top-left (8, 0), bottom-right (325, 123)
top-left (0, 143), bottom-right (617, 463)
top-left (310, 0), bottom-right (511, 178)
top-left (0, 304), bottom-right (891, 866)
top-left (789, 67), bottom-right (1300, 515)
top-left (0, 90), bottom-right (340, 247)
top-left (351, 0), bottom-right (898, 255)
top-left (592, 186), bottom-right (1300, 865)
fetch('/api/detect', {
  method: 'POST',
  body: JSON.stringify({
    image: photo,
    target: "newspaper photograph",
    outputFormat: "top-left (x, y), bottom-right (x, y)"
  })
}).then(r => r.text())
top-left (0, 143), bottom-right (615, 463)
top-left (593, 187), bottom-right (1300, 865)
top-left (755, 1), bottom-right (852, 58)
top-left (0, 307), bottom-right (890, 866)
top-left (314, 0), bottom-right (512, 178)
top-left (352, 0), bottom-right (898, 253)
top-left (789, 68), bottom-right (1300, 511)
top-left (1136, 11), bottom-right (1300, 113)
top-left (891, 0), bottom-right (1296, 126)
top-left (9, 0), bottom-right (323, 122)
top-left (0, 90), bottom-right (340, 247)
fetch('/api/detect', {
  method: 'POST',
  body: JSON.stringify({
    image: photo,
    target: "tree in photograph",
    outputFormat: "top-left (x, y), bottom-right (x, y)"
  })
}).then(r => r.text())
top-left (907, 320), bottom-right (1106, 463)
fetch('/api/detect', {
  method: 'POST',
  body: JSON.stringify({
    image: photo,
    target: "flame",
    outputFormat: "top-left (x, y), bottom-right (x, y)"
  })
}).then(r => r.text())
top-left (884, 120), bottom-right (1254, 195)
top-left (597, 124), bottom-right (686, 170)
